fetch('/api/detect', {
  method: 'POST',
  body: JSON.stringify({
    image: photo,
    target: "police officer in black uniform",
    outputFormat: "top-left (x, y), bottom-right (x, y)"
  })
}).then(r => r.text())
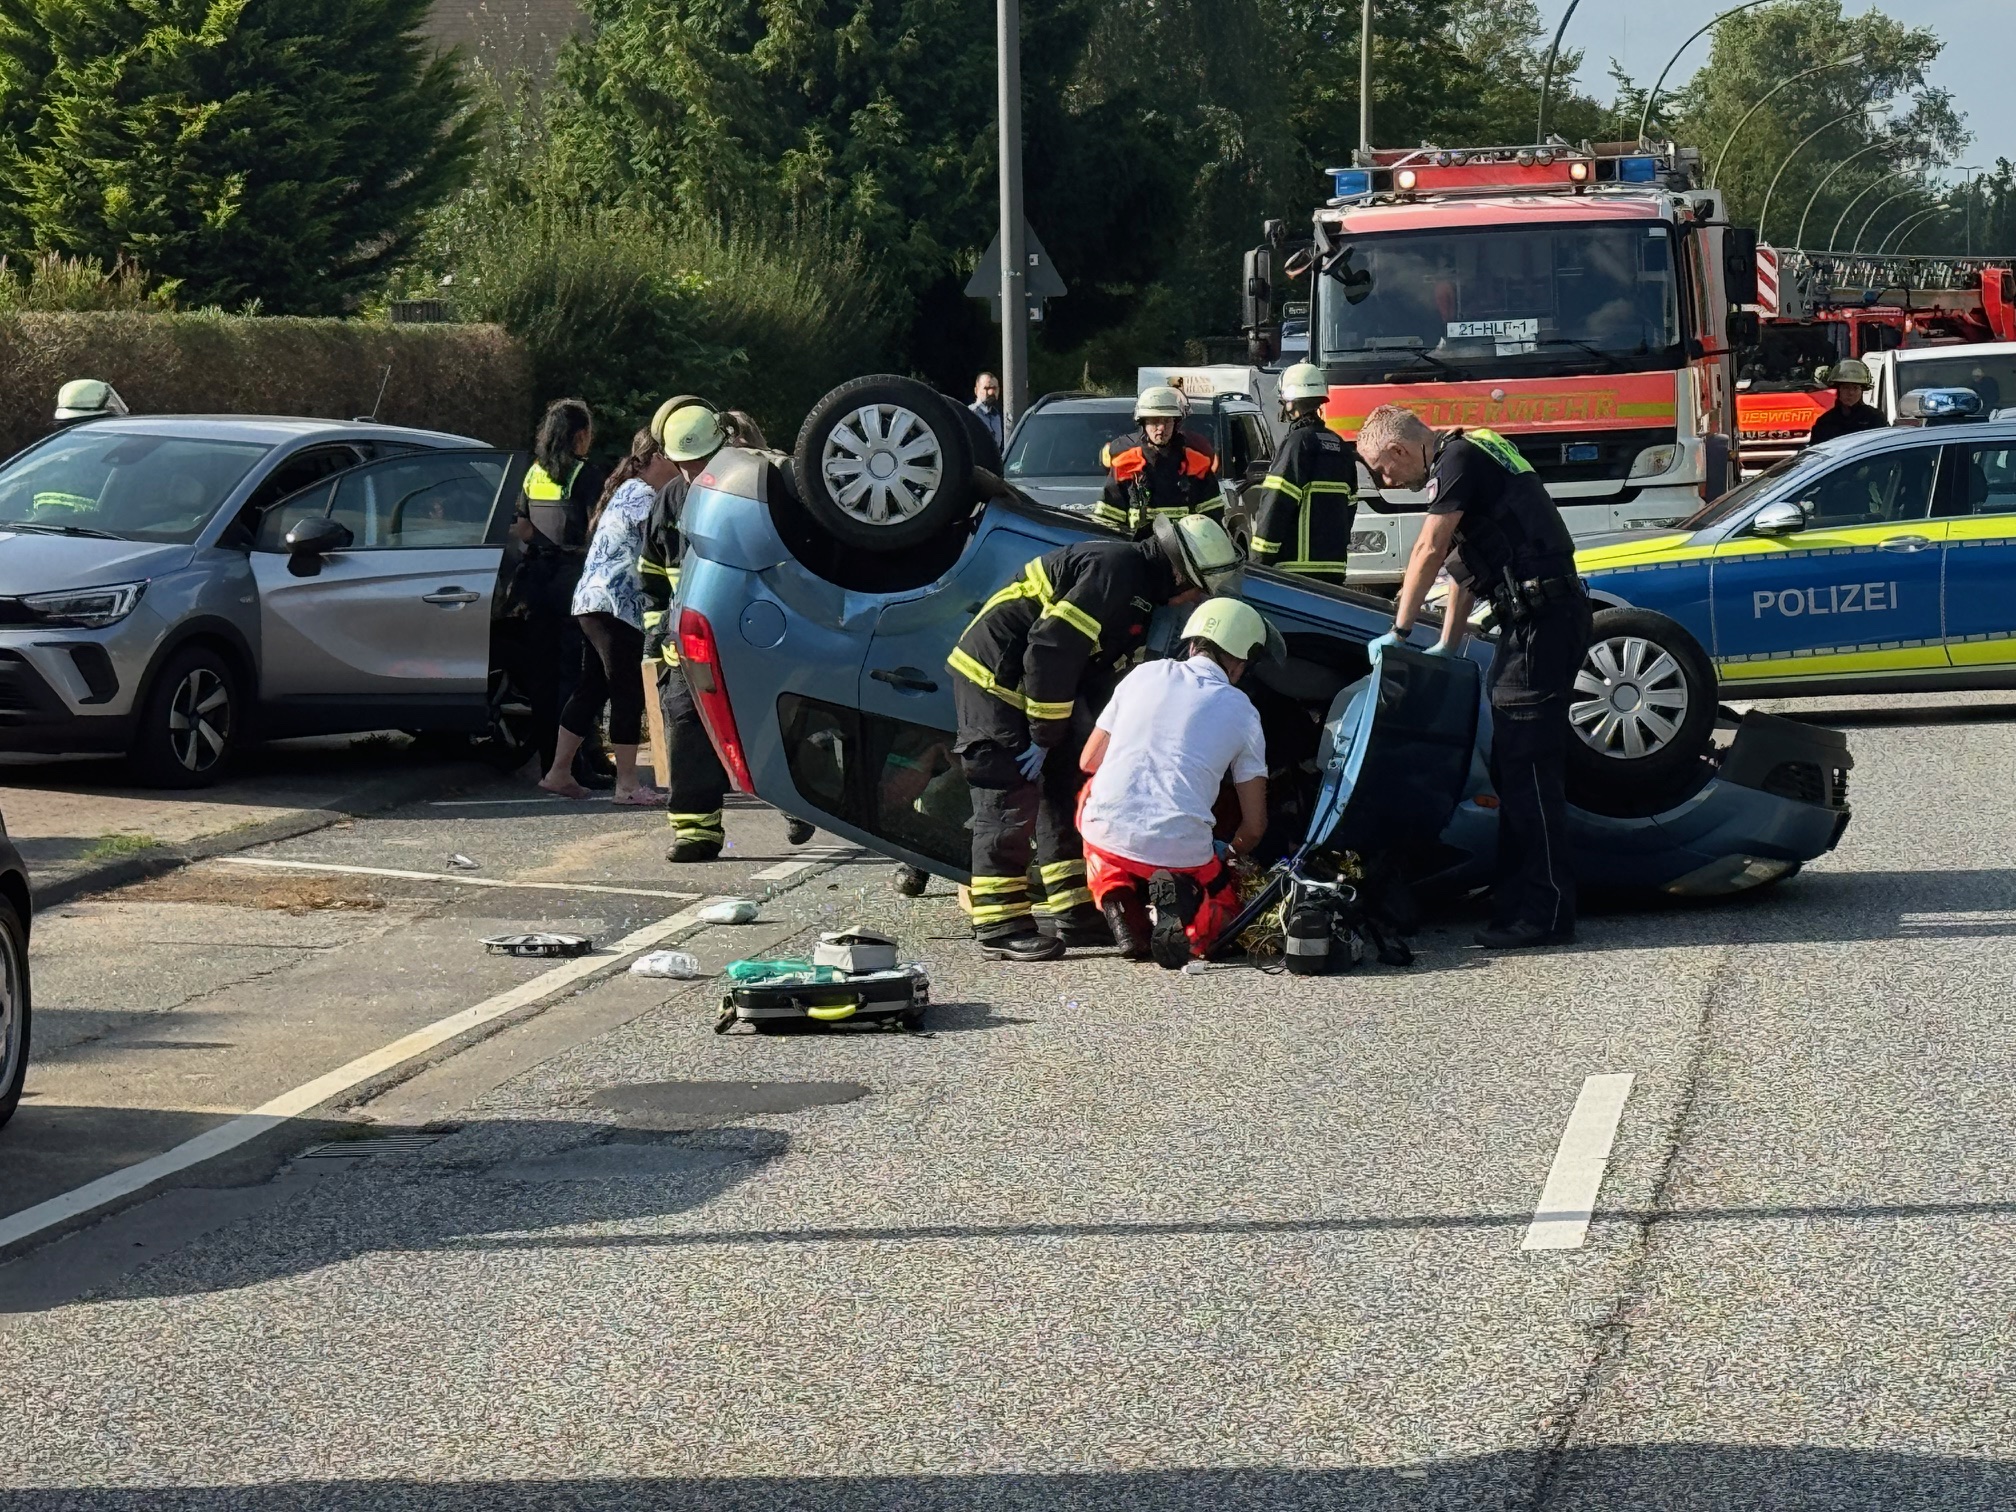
top-left (1357, 404), bottom-right (1591, 948)
top-left (947, 515), bottom-right (1240, 961)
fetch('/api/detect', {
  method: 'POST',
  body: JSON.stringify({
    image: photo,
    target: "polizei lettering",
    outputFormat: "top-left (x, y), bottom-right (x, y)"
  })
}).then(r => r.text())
top-left (1751, 582), bottom-right (1898, 618)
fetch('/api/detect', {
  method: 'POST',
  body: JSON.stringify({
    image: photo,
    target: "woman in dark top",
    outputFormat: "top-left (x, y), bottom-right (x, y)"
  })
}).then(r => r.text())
top-left (513, 398), bottom-right (611, 780)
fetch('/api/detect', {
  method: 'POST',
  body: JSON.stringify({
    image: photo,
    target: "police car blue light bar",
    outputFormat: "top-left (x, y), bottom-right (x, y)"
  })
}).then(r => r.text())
top-left (1896, 387), bottom-right (1983, 422)
top-left (1617, 155), bottom-right (1659, 184)
top-left (1327, 168), bottom-right (1373, 198)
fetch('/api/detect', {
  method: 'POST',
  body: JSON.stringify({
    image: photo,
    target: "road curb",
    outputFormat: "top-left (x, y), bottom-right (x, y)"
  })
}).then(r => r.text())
top-left (29, 759), bottom-right (497, 914)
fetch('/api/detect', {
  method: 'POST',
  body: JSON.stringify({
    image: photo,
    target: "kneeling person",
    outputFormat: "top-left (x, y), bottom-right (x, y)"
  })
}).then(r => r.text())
top-left (1079, 598), bottom-right (1276, 970)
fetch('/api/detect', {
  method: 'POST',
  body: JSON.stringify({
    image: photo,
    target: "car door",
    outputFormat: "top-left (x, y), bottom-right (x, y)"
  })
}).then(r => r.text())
top-left (249, 450), bottom-right (522, 711)
top-left (1708, 441), bottom-right (1948, 684)
top-left (1937, 435), bottom-right (2016, 670)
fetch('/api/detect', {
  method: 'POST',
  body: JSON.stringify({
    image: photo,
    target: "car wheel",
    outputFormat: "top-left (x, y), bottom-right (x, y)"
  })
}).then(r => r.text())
top-left (475, 665), bottom-right (539, 771)
top-left (0, 894), bottom-right (30, 1129)
top-left (131, 644), bottom-right (238, 788)
top-left (1565, 608), bottom-right (1716, 806)
top-left (793, 376), bottom-right (975, 553)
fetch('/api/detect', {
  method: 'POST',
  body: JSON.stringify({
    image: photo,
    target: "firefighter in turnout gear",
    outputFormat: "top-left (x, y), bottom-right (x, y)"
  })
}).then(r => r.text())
top-left (949, 515), bottom-right (1243, 961)
top-left (639, 398), bottom-right (733, 862)
top-left (1093, 386), bottom-right (1222, 538)
top-left (1249, 363), bottom-right (1358, 584)
top-left (1359, 405), bottom-right (1591, 950)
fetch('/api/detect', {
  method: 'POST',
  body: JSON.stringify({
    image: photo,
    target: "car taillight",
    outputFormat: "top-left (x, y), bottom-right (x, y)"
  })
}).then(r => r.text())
top-left (677, 607), bottom-right (755, 794)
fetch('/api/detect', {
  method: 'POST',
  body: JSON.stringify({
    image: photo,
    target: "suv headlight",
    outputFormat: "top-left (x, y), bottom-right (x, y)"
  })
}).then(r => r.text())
top-left (1628, 443), bottom-right (1680, 480)
top-left (20, 581), bottom-right (147, 628)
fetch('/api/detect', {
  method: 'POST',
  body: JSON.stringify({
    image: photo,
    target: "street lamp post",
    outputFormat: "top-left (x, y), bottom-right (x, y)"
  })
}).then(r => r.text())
top-left (1358, 0), bottom-right (1373, 159)
top-left (1957, 165), bottom-right (1984, 254)
top-left (1710, 52), bottom-right (1862, 188)
top-left (1853, 185), bottom-right (1927, 252)
top-left (1637, 0), bottom-right (1780, 142)
top-left (1793, 136), bottom-right (1894, 248)
top-left (1828, 165), bottom-right (1918, 249)
top-left (997, 0), bottom-right (1027, 427)
top-left (1878, 202), bottom-right (1951, 255)
top-left (1757, 105), bottom-right (1871, 244)
top-left (1536, 0), bottom-right (1582, 142)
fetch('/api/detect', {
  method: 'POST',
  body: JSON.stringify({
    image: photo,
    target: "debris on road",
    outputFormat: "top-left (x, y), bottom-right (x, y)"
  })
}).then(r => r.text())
top-left (813, 926), bottom-right (899, 973)
top-left (481, 932), bottom-right (594, 958)
top-left (715, 962), bottom-right (929, 1035)
top-left (629, 950), bottom-right (705, 979)
top-left (697, 898), bottom-right (761, 924)
top-left (449, 854), bottom-right (480, 870)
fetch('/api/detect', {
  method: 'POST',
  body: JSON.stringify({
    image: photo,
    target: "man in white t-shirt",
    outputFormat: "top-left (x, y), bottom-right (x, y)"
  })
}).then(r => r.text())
top-left (1079, 598), bottom-right (1277, 968)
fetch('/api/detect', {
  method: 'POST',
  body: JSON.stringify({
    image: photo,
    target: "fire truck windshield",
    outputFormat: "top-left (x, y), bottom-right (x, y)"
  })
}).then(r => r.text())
top-left (1318, 222), bottom-right (1682, 378)
top-left (1738, 324), bottom-right (1843, 393)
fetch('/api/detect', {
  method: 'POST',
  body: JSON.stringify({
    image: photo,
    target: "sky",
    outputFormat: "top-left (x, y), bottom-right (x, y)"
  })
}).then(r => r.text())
top-left (1534, 0), bottom-right (2014, 174)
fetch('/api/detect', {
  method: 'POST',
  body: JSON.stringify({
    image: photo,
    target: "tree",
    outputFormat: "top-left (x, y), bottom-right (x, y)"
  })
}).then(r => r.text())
top-left (0, 0), bottom-right (480, 313)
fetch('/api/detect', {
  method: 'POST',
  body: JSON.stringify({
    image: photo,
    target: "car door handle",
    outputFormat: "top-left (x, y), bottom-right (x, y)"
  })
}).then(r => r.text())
top-left (1878, 534), bottom-right (1932, 553)
top-left (422, 587), bottom-right (481, 605)
top-left (871, 666), bottom-right (939, 693)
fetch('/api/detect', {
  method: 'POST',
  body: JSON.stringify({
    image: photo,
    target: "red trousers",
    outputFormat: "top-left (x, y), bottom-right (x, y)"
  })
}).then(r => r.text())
top-left (1082, 842), bottom-right (1242, 951)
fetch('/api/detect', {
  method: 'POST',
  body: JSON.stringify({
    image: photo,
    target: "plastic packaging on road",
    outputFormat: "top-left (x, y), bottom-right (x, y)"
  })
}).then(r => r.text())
top-left (724, 958), bottom-right (844, 985)
top-left (697, 899), bottom-right (761, 924)
top-left (630, 950), bottom-right (705, 979)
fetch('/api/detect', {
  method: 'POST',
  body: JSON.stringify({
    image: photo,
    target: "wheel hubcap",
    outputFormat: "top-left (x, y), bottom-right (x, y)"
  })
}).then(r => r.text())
top-left (821, 404), bottom-right (943, 525)
top-left (1570, 634), bottom-right (1689, 760)
top-left (167, 668), bottom-right (230, 772)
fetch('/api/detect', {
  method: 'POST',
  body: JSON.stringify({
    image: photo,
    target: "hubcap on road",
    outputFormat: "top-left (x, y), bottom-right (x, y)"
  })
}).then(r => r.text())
top-left (821, 404), bottom-right (944, 525)
top-left (1570, 634), bottom-right (1689, 760)
top-left (168, 668), bottom-right (230, 772)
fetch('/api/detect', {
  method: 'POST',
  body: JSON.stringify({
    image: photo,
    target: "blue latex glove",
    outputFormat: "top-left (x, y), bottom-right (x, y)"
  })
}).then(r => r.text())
top-left (1367, 629), bottom-right (1404, 658)
top-left (1015, 742), bottom-right (1048, 781)
top-left (1214, 839), bottom-right (1237, 865)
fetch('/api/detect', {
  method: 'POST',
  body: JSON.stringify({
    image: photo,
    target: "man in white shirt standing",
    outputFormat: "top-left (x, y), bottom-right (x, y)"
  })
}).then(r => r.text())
top-left (1079, 598), bottom-right (1277, 969)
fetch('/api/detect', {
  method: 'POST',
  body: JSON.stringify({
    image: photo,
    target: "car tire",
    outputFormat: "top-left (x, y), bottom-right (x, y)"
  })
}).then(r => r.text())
top-left (0, 894), bottom-right (30, 1130)
top-left (131, 644), bottom-right (239, 789)
top-left (793, 376), bottom-right (975, 553)
top-left (1565, 608), bottom-right (1717, 809)
top-left (476, 665), bottom-right (540, 772)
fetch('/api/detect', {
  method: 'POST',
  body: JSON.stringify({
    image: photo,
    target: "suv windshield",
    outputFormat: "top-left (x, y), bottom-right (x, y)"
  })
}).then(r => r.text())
top-left (1320, 221), bottom-right (1683, 379)
top-left (0, 430), bottom-right (271, 544)
top-left (1893, 351), bottom-right (2016, 413)
top-left (1004, 408), bottom-right (1133, 479)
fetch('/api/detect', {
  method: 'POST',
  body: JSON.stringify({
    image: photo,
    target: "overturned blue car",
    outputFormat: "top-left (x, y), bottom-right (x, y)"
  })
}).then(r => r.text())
top-left (671, 376), bottom-right (1852, 901)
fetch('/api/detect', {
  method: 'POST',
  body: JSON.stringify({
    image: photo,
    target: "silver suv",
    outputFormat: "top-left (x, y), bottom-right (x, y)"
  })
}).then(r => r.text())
top-left (1002, 392), bottom-right (1276, 521)
top-left (0, 417), bottom-right (528, 785)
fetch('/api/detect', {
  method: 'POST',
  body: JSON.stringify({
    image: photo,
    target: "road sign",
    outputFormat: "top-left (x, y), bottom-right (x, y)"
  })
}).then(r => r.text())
top-left (967, 222), bottom-right (1067, 322)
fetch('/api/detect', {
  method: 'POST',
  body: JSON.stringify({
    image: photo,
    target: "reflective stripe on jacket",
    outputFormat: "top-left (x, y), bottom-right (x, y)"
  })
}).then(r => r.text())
top-left (1248, 415), bottom-right (1358, 579)
top-left (1093, 430), bottom-right (1221, 537)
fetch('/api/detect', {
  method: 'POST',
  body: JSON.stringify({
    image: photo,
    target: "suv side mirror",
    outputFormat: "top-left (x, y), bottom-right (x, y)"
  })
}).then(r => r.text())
top-left (1726, 309), bottom-right (1760, 348)
top-left (284, 515), bottom-right (353, 577)
top-left (1723, 227), bottom-right (1759, 305)
top-left (1241, 246), bottom-right (1275, 356)
top-left (1750, 499), bottom-right (1806, 537)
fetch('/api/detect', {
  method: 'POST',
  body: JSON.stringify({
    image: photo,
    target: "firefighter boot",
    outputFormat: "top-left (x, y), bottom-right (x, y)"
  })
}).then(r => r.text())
top-left (1148, 870), bottom-right (1205, 971)
top-left (1102, 885), bottom-right (1153, 961)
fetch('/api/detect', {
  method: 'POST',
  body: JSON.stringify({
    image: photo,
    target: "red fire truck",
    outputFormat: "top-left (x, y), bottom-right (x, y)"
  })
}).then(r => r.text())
top-left (1735, 247), bottom-right (2016, 470)
top-left (1241, 140), bottom-right (1759, 585)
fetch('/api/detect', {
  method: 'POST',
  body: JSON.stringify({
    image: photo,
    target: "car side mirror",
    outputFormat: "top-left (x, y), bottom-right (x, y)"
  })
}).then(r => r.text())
top-left (1749, 500), bottom-right (1806, 537)
top-left (284, 516), bottom-right (353, 577)
top-left (1726, 309), bottom-right (1760, 348)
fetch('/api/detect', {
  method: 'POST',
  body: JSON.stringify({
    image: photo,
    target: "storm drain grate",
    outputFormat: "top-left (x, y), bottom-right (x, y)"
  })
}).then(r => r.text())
top-left (296, 1133), bottom-right (450, 1162)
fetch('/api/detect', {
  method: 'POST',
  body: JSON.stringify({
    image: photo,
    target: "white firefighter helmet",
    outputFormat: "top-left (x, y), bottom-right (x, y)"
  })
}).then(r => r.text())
top-left (1134, 385), bottom-right (1188, 421)
top-left (654, 401), bottom-right (726, 462)
top-left (1153, 513), bottom-right (1244, 596)
top-left (1277, 363), bottom-right (1328, 405)
top-left (55, 379), bottom-right (128, 421)
top-left (1181, 597), bottom-right (1284, 664)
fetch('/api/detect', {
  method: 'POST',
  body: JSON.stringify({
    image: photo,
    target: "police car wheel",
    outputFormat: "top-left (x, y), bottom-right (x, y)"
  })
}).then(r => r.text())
top-left (1566, 608), bottom-right (1715, 800)
top-left (795, 376), bottom-right (976, 552)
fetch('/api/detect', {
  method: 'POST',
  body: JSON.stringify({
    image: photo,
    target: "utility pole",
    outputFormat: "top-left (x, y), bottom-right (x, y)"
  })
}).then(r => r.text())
top-left (1358, 0), bottom-right (1373, 161)
top-left (997, 0), bottom-right (1029, 429)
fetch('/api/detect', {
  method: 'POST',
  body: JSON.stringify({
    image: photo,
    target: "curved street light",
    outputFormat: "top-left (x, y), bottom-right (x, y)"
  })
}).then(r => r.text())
top-left (1956, 165), bottom-right (1984, 254)
top-left (1854, 185), bottom-right (1928, 252)
top-left (1794, 136), bottom-right (1895, 248)
top-left (1638, 0), bottom-right (1780, 141)
top-left (1710, 51), bottom-right (1863, 188)
top-left (1878, 202), bottom-right (1951, 255)
top-left (1758, 105), bottom-right (1873, 244)
top-left (1829, 165), bottom-right (1920, 249)
top-left (1536, 0), bottom-right (1583, 142)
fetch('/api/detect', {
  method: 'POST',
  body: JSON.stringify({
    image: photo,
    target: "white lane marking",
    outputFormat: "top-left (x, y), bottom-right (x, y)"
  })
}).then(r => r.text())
top-left (428, 796), bottom-right (603, 807)
top-left (1522, 1073), bottom-right (1635, 1252)
top-left (211, 856), bottom-right (699, 902)
top-left (0, 900), bottom-right (730, 1252)
top-left (750, 848), bottom-right (859, 882)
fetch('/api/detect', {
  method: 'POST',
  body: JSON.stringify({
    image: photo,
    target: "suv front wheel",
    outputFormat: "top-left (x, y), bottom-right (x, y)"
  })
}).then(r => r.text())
top-left (132, 643), bottom-right (239, 788)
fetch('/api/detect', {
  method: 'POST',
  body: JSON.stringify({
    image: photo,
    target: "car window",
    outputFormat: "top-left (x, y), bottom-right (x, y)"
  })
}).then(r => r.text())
top-left (1238, 414), bottom-right (1271, 473)
top-left (1220, 416), bottom-right (1253, 477)
top-left (1002, 409), bottom-right (1132, 479)
top-left (255, 451), bottom-right (506, 551)
top-left (221, 444), bottom-right (364, 546)
top-left (0, 431), bottom-right (271, 544)
top-left (1787, 445), bottom-right (1940, 530)
top-left (1948, 441), bottom-right (2016, 516)
top-left (778, 694), bottom-right (968, 868)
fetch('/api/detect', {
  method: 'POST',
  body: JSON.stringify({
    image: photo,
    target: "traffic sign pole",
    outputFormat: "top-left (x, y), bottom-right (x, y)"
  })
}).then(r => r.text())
top-left (998, 0), bottom-right (1028, 428)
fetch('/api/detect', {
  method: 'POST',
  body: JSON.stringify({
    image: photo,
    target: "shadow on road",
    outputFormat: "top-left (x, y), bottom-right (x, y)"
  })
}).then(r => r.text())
top-left (2, 1449), bottom-right (2012, 1509)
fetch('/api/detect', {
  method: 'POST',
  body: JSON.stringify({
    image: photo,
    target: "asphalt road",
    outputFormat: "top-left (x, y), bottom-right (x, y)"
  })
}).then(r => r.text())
top-left (2, 701), bottom-right (2014, 1509)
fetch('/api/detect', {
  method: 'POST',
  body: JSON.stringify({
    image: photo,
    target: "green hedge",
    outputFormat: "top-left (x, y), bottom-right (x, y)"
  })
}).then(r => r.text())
top-left (0, 312), bottom-right (531, 458)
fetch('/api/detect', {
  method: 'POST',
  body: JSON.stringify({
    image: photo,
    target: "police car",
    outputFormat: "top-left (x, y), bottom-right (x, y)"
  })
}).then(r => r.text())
top-left (1570, 390), bottom-right (2015, 800)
